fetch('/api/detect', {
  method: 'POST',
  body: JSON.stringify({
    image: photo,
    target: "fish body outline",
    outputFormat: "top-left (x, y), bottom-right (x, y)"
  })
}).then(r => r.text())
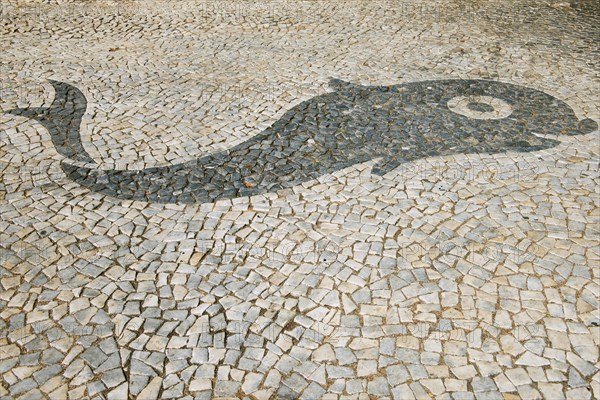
top-left (6, 78), bottom-right (598, 203)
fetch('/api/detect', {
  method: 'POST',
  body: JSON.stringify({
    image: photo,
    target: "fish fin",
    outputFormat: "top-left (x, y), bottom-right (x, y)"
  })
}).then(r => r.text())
top-left (6, 80), bottom-right (93, 164)
top-left (371, 158), bottom-right (404, 176)
top-left (6, 107), bottom-right (47, 118)
top-left (329, 78), bottom-right (360, 91)
top-left (577, 118), bottom-right (598, 135)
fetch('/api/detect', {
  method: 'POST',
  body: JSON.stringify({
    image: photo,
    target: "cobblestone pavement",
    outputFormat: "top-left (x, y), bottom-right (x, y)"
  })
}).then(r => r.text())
top-left (1, 1), bottom-right (599, 399)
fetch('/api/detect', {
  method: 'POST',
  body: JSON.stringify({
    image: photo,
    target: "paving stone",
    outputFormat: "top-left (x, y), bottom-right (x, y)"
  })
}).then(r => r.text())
top-left (1, 1), bottom-right (598, 399)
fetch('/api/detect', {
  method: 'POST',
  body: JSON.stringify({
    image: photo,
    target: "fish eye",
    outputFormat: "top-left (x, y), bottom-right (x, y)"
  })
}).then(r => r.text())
top-left (447, 95), bottom-right (512, 120)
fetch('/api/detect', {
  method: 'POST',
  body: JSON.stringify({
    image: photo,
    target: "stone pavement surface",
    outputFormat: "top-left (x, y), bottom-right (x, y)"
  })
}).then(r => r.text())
top-left (1, 0), bottom-right (599, 399)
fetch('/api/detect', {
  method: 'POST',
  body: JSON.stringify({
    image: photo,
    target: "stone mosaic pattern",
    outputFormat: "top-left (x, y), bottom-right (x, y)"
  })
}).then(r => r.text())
top-left (1, 1), bottom-right (599, 399)
top-left (9, 78), bottom-right (598, 203)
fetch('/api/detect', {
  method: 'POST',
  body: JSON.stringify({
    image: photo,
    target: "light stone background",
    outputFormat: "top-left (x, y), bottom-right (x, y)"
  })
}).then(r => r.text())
top-left (0, 0), bottom-right (599, 399)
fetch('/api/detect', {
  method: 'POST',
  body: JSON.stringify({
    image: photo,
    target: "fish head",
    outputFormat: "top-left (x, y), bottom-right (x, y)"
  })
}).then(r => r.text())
top-left (325, 78), bottom-right (597, 160)
top-left (440, 80), bottom-right (597, 139)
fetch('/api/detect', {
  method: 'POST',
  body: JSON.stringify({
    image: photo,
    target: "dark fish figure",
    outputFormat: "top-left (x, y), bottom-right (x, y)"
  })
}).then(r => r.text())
top-left (7, 79), bottom-right (597, 203)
